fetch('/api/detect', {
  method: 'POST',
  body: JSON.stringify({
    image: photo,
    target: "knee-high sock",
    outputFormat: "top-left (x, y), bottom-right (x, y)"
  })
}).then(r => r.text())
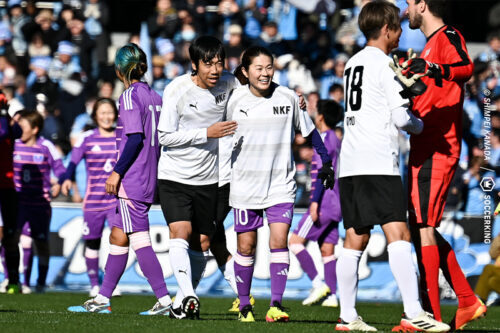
top-left (438, 239), bottom-right (477, 308)
top-left (172, 248), bottom-right (208, 308)
top-left (323, 254), bottom-right (337, 293)
top-left (130, 232), bottom-right (169, 301)
top-left (85, 247), bottom-right (100, 287)
top-left (219, 256), bottom-right (238, 294)
top-left (99, 244), bottom-right (129, 299)
top-left (387, 241), bottom-right (423, 319)
top-left (169, 238), bottom-right (195, 306)
top-left (1, 246), bottom-right (8, 280)
top-left (270, 248), bottom-right (289, 306)
top-left (418, 245), bottom-right (441, 321)
top-left (234, 251), bottom-right (254, 311)
top-left (290, 243), bottom-right (318, 283)
top-left (338, 248), bottom-right (362, 323)
top-left (21, 235), bottom-right (33, 286)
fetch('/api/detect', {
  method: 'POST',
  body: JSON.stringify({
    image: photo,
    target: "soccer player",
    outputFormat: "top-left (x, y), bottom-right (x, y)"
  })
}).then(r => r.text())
top-left (225, 46), bottom-right (335, 323)
top-left (14, 110), bottom-right (66, 292)
top-left (404, 0), bottom-right (487, 329)
top-left (289, 99), bottom-right (342, 307)
top-left (68, 43), bottom-right (172, 315)
top-left (157, 36), bottom-right (240, 319)
top-left (60, 97), bottom-right (118, 297)
top-left (336, 2), bottom-right (449, 331)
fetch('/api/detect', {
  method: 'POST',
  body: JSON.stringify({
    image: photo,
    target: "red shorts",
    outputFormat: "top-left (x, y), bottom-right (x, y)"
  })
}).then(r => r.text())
top-left (408, 152), bottom-right (458, 228)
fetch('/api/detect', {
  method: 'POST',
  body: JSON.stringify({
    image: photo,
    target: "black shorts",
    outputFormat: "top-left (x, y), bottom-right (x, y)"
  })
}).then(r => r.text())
top-left (339, 175), bottom-right (406, 231)
top-left (213, 183), bottom-right (231, 242)
top-left (158, 179), bottom-right (218, 236)
top-left (0, 188), bottom-right (18, 237)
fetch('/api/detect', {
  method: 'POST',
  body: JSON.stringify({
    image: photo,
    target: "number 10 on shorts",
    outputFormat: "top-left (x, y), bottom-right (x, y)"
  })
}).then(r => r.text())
top-left (235, 208), bottom-right (249, 226)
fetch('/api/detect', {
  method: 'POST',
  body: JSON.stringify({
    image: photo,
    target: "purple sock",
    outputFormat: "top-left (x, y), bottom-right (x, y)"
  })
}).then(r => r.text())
top-left (234, 251), bottom-right (255, 311)
top-left (270, 248), bottom-right (290, 306)
top-left (85, 256), bottom-right (100, 287)
top-left (324, 258), bottom-right (337, 293)
top-left (23, 247), bottom-right (33, 286)
top-left (1, 246), bottom-right (8, 280)
top-left (295, 249), bottom-right (318, 281)
top-left (99, 252), bottom-right (128, 298)
top-left (135, 246), bottom-right (168, 299)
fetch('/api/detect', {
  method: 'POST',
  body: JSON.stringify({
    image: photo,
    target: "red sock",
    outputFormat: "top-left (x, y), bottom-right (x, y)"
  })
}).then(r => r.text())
top-left (421, 245), bottom-right (441, 321)
top-left (439, 242), bottom-right (477, 308)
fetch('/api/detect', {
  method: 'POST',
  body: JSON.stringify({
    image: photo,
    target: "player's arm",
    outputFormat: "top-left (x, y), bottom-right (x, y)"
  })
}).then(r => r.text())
top-left (405, 28), bottom-right (473, 84)
top-left (392, 106), bottom-right (423, 134)
top-left (59, 134), bottom-right (87, 190)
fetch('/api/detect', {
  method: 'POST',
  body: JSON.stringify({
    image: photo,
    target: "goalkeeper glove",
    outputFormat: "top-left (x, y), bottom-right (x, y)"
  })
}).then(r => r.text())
top-left (403, 57), bottom-right (443, 87)
top-left (318, 161), bottom-right (335, 190)
top-left (389, 49), bottom-right (428, 98)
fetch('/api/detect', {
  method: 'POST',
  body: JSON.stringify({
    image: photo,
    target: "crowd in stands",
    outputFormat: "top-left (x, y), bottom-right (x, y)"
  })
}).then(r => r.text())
top-left (0, 0), bottom-right (499, 215)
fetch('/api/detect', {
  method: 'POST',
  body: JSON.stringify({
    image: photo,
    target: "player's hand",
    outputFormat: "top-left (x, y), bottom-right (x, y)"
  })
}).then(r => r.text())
top-left (309, 202), bottom-right (319, 223)
top-left (207, 121), bottom-right (238, 138)
top-left (61, 179), bottom-right (73, 196)
top-left (51, 183), bottom-right (61, 197)
top-left (403, 57), bottom-right (443, 80)
top-left (105, 171), bottom-right (121, 195)
top-left (318, 161), bottom-right (335, 190)
top-left (297, 93), bottom-right (307, 110)
top-left (389, 49), bottom-right (428, 97)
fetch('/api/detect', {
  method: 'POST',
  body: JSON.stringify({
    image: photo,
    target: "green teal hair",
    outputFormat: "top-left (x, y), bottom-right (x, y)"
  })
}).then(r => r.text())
top-left (114, 43), bottom-right (148, 84)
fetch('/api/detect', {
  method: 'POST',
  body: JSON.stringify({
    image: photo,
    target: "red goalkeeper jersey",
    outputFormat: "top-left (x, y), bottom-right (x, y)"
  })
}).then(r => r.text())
top-left (410, 25), bottom-right (473, 160)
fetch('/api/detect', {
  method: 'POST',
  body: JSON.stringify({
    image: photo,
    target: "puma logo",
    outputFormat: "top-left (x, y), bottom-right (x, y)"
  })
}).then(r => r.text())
top-left (239, 109), bottom-right (249, 116)
top-left (178, 269), bottom-right (187, 275)
top-left (189, 102), bottom-right (198, 110)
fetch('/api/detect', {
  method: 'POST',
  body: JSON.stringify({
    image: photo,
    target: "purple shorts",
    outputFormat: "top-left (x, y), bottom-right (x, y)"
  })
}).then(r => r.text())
top-left (17, 203), bottom-right (51, 241)
top-left (234, 203), bottom-right (294, 233)
top-left (83, 208), bottom-right (115, 240)
top-left (293, 211), bottom-right (339, 245)
top-left (112, 198), bottom-right (151, 233)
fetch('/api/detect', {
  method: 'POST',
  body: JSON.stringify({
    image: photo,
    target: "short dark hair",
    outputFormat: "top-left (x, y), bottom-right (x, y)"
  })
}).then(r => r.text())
top-left (415, 0), bottom-right (447, 19)
top-left (317, 100), bottom-right (343, 129)
top-left (358, 1), bottom-right (400, 41)
top-left (328, 83), bottom-right (344, 94)
top-left (91, 97), bottom-right (118, 124)
top-left (189, 36), bottom-right (226, 75)
top-left (20, 110), bottom-right (44, 136)
top-left (236, 46), bottom-right (274, 85)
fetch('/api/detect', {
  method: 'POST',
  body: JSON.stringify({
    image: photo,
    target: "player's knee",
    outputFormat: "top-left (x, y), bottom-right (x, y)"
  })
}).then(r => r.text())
top-left (85, 238), bottom-right (101, 251)
top-left (269, 234), bottom-right (288, 249)
top-left (320, 243), bottom-right (334, 257)
top-left (169, 222), bottom-right (192, 241)
top-left (109, 228), bottom-right (129, 247)
top-left (237, 242), bottom-right (256, 256)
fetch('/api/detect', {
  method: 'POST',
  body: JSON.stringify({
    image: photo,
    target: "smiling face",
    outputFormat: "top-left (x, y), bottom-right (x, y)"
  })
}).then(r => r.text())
top-left (193, 55), bottom-right (223, 89)
top-left (243, 54), bottom-right (274, 97)
top-left (95, 102), bottom-right (116, 131)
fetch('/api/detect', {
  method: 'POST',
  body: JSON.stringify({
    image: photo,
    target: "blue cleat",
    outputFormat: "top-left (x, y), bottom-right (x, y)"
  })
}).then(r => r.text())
top-left (67, 299), bottom-right (112, 314)
top-left (139, 301), bottom-right (171, 315)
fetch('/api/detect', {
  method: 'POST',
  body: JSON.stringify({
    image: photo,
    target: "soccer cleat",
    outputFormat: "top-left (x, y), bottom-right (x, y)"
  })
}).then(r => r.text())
top-left (89, 285), bottom-right (99, 297)
top-left (139, 301), bottom-right (171, 315)
top-left (229, 295), bottom-right (256, 312)
top-left (0, 279), bottom-right (9, 293)
top-left (67, 299), bottom-right (112, 314)
top-left (22, 285), bottom-right (32, 294)
top-left (238, 304), bottom-right (255, 322)
top-left (335, 316), bottom-right (377, 331)
top-left (265, 301), bottom-right (289, 322)
top-left (321, 294), bottom-right (339, 307)
top-left (449, 297), bottom-right (487, 330)
top-left (399, 311), bottom-right (450, 332)
top-left (302, 283), bottom-right (330, 306)
top-left (169, 306), bottom-right (187, 319)
top-left (182, 296), bottom-right (200, 319)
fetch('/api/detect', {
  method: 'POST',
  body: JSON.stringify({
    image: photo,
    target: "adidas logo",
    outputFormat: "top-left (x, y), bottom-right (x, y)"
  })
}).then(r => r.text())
top-left (236, 275), bottom-right (244, 284)
top-left (277, 268), bottom-right (288, 276)
top-left (91, 145), bottom-right (102, 152)
top-left (412, 320), bottom-right (435, 329)
top-left (282, 210), bottom-right (292, 219)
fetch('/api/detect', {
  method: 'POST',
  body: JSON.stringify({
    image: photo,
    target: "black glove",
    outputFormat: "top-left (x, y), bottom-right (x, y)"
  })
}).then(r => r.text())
top-left (404, 57), bottom-right (443, 87)
top-left (318, 161), bottom-right (335, 190)
top-left (389, 49), bottom-right (428, 98)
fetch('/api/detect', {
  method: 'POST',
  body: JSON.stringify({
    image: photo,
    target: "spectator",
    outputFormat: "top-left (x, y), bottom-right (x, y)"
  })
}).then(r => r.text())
top-left (25, 56), bottom-right (58, 111)
top-left (319, 53), bottom-right (347, 99)
top-left (48, 41), bottom-right (81, 85)
top-left (151, 55), bottom-right (169, 96)
top-left (83, 0), bottom-right (111, 79)
top-left (225, 24), bottom-right (245, 72)
top-left (478, 30), bottom-right (500, 63)
top-left (255, 21), bottom-right (289, 57)
top-left (66, 13), bottom-right (95, 80)
top-left (156, 38), bottom-right (183, 80)
top-left (148, 0), bottom-right (180, 39)
top-left (27, 32), bottom-right (51, 59)
top-left (328, 83), bottom-right (344, 108)
top-left (0, 22), bottom-right (15, 60)
top-left (22, 9), bottom-right (58, 54)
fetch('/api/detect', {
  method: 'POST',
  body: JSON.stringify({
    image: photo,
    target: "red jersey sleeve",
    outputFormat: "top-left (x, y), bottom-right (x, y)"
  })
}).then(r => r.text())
top-left (438, 26), bottom-right (473, 83)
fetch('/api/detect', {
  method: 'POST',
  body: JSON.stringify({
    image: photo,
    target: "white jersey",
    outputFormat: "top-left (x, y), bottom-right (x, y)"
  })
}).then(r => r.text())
top-left (157, 72), bottom-right (239, 185)
top-left (226, 84), bottom-right (315, 209)
top-left (339, 46), bottom-right (409, 178)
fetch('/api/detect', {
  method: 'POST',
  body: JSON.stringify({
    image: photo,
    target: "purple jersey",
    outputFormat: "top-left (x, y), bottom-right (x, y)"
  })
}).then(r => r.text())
top-left (116, 81), bottom-right (161, 203)
top-left (71, 128), bottom-right (117, 211)
top-left (13, 137), bottom-right (66, 205)
top-left (311, 130), bottom-right (342, 222)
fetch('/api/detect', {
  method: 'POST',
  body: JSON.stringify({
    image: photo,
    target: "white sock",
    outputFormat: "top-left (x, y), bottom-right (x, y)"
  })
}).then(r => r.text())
top-left (169, 238), bottom-right (195, 306)
top-left (189, 249), bottom-right (208, 290)
top-left (219, 256), bottom-right (238, 295)
top-left (173, 288), bottom-right (184, 308)
top-left (94, 294), bottom-right (109, 304)
top-left (337, 248), bottom-right (362, 323)
top-left (387, 240), bottom-right (423, 319)
top-left (312, 275), bottom-right (324, 289)
top-left (158, 294), bottom-right (172, 307)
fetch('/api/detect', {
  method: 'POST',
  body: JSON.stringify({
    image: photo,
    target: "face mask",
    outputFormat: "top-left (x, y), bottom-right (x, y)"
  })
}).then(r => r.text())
top-left (181, 30), bottom-right (195, 41)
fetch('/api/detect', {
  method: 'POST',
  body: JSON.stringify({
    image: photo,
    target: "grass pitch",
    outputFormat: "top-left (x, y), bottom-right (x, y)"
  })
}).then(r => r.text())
top-left (0, 293), bottom-right (499, 332)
